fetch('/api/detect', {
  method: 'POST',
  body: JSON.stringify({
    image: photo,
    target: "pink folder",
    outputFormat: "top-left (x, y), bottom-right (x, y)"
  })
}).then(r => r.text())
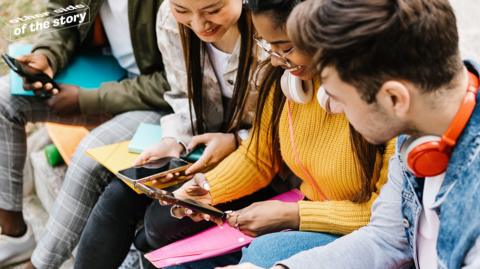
top-left (145, 189), bottom-right (305, 268)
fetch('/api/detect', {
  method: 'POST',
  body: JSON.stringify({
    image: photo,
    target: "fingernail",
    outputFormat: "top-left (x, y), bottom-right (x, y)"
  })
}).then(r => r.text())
top-left (186, 209), bottom-right (193, 215)
top-left (202, 182), bottom-right (210, 191)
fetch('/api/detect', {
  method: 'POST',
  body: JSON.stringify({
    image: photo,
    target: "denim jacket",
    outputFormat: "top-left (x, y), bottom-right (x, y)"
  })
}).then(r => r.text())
top-left (278, 61), bottom-right (480, 269)
top-left (401, 60), bottom-right (480, 268)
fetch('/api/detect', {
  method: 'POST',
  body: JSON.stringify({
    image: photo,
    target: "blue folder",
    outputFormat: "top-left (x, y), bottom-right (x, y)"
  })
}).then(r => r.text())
top-left (8, 43), bottom-right (126, 95)
top-left (128, 123), bottom-right (163, 154)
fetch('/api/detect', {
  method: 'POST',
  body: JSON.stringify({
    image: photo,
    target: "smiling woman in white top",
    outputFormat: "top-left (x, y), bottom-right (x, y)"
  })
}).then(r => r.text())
top-left (135, 0), bottom-right (263, 170)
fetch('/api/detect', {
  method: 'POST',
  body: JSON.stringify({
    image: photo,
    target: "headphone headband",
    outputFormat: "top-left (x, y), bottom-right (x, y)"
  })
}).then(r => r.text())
top-left (440, 72), bottom-right (479, 151)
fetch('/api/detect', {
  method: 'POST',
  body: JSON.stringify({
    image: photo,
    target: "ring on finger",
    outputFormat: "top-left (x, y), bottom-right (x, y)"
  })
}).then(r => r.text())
top-left (170, 205), bottom-right (184, 219)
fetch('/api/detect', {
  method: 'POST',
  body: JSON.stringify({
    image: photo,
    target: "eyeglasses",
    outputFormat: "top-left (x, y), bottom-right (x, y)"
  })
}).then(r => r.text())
top-left (253, 35), bottom-right (298, 70)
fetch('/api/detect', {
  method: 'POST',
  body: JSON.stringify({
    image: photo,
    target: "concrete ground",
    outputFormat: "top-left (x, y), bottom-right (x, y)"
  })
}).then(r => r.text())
top-left (451, 0), bottom-right (480, 61)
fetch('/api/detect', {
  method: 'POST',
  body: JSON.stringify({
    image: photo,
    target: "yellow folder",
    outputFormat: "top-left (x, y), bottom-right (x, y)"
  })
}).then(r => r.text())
top-left (86, 141), bottom-right (188, 194)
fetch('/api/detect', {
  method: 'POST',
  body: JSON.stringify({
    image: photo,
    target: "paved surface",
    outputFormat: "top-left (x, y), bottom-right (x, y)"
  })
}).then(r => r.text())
top-left (451, 0), bottom-right (480, 60)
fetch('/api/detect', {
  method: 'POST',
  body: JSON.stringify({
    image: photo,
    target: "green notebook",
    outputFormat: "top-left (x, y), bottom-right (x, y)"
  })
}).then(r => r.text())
top-left (8, 43), bottom-right (126, 95)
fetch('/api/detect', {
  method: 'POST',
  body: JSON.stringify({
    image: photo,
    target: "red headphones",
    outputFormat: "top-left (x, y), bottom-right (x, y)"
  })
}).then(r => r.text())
top-left (401, 71), bottom-right (479, 177)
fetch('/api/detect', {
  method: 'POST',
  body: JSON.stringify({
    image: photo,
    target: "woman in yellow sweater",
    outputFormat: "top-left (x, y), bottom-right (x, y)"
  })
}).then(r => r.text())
top-left (157, 0), bottom-right (395, 268)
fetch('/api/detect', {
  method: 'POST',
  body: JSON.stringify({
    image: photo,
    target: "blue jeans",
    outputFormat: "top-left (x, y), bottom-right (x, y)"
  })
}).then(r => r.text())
top-left (240, 231), bottom-right (339, 268)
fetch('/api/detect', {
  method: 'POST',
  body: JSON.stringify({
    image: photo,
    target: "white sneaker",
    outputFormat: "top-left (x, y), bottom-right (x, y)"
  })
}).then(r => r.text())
top-left (0, 224), bottom-right (36, 267)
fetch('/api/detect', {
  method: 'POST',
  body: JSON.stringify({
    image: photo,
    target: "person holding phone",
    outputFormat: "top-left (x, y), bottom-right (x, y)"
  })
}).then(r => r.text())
top-left (156, 0), bottom-right (396, 268)
top-left (73, 1), bottom-right (281, 268)
top-left (230, 0), bottom-right (480, 268)
top-left (0, 0), bottom-right (176, 268)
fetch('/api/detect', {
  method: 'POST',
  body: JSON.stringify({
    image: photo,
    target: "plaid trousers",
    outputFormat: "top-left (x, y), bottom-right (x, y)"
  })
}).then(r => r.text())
top-left (0, 76), bottom-right (165, 268)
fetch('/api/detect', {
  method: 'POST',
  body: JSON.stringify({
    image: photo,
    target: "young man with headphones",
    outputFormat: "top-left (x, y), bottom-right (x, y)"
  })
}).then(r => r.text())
top-left (238, 0), bottom-right (480, 268)
top-left (213, 0), bottom-right (480, 269)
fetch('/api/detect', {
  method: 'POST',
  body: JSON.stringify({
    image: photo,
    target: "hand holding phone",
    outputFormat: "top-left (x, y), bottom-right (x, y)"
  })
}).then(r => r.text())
top-left (2, 53), bottom-right (59, 97)
top-left (134, 182), bottom-right (225, 219)
top-left (184, 132), bottom-right (238, 175)
top-left (117, 156), bottom-right (191, 184)
top-left (181, 144), bottom-right (205, 162)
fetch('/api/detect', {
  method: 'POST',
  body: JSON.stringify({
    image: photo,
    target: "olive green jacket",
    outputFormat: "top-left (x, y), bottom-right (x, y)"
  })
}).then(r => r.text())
top-left (32, 0), bottom-right (171, 115)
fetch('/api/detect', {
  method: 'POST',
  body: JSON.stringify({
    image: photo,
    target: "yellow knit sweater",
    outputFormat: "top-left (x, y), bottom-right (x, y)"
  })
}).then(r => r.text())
top-left (206, 82), bottom-right (395, 235)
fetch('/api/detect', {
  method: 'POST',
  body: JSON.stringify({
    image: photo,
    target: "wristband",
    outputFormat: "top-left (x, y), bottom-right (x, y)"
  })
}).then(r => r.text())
top-left (176, 139), bottom-right (188, 154)
top-left (162, 137), bottom-right (187, 154)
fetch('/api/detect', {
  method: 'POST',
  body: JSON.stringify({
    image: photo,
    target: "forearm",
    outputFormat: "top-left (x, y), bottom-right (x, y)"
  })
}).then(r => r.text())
top-left (277, 156), bottom-right (413, 269)
top-left (78, 71), bottom-right (172, 115)
top-left (298, 199), bottom-right (373, 234)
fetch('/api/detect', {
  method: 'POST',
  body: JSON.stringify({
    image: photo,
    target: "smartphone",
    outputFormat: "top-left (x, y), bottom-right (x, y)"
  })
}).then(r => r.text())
top-left (181, 144), bottom-right (206, 162)
top-left (1, 53), bottom-right (60, 96)
top-left (134, 182), bottom-right (226, 219)
top-left (117, 157), bottom-right (190, 184)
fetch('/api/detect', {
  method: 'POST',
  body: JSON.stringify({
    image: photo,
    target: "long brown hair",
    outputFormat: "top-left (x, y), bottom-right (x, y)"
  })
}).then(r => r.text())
top-left (178, 6), bottom-right (256, 135)
top-left (249, 0), bottom-right (386, 203)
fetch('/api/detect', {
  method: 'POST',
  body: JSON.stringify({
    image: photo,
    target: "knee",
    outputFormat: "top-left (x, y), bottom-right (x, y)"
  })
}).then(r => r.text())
top-left (73, 131), bottom-right (106, 157)
top-left (240, 233), bottom-right (280, 265)
top-left (68, 131), bottom-right (108, 171)
top-left (143, 203), bottom-right (201, 248)
top-left (0, 93), bottom-right (26, 124)
top-left (143, 203), bottom-right (174, 247)
top-left (96, 180), bottom-right (138, 214)
top-left (244, 233), bottom-right (280, 255)
top-left (240, 232), bottom-right (297, 267)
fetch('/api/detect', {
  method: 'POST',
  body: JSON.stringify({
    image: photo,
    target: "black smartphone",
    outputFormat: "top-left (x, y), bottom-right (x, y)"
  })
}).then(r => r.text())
top-left (1, 53), bottom-right (60, 96)
top-left (134, 182), bottom-right (226, 219)
top-left (117, 157), bottom-right (191, 184)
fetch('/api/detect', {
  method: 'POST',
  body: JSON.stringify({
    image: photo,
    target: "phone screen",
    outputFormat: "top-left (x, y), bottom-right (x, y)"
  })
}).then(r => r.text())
top-left (118, 157), bottom-right (189, 181)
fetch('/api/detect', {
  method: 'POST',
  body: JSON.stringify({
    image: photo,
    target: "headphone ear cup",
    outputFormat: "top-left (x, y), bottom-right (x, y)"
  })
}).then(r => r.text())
top-left (280, 71), bottom-right (313, 104)
top-left (403, 136), bottom-right (449, 177)
top-left (280, 71), bottom-right (294, 101)
top-left (400, 136), bottom-right (416, 169)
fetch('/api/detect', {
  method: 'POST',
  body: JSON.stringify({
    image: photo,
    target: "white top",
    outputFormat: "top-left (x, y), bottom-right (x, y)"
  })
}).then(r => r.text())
top-left (417, 173), bottom-right (445, 269)
top-left (156, 2), bottom-right (263, 145)
top-left (99, 0), bottom-right (140, 75)
top-left (206, 43), bottom-right (233, 98)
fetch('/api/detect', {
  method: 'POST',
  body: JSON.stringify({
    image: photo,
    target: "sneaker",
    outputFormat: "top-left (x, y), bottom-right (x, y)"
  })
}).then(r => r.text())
top-left (0, 224), bottom-right (36, 267)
